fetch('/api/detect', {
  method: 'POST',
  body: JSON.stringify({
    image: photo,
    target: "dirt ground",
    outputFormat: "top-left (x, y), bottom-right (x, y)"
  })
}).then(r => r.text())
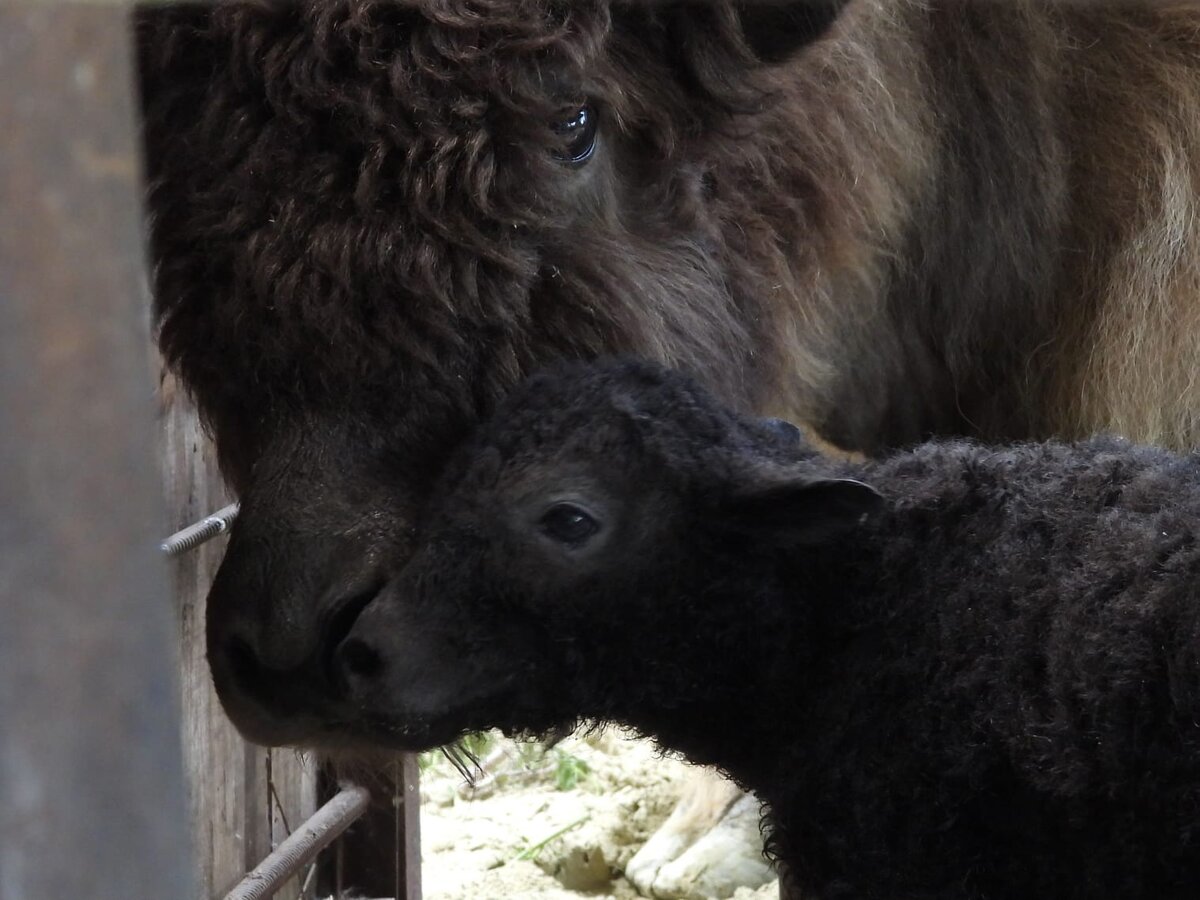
top-left (419, 729), bottom-right (779, 900)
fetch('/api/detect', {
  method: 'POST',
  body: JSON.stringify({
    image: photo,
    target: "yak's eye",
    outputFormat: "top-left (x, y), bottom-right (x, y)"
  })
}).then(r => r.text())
top-left (539, 502), bottom-right (600, 546)
top-left (551, 103), bottom-right (597, 165)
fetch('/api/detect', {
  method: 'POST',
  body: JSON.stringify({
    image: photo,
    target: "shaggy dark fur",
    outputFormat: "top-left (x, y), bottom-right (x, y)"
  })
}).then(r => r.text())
top-left (317, 358), bottom-right (1200, 900)
top-left (136, 1), bottom-right (1200, 748)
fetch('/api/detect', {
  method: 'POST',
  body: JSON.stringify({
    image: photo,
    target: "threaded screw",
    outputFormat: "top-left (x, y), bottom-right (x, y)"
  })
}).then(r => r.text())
top-left (160, 502), bottom-right (239, 557)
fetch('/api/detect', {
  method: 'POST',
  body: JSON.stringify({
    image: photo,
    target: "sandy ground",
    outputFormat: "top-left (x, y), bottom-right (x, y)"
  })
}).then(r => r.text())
top-left (419, 729), bottom-right (780, 900)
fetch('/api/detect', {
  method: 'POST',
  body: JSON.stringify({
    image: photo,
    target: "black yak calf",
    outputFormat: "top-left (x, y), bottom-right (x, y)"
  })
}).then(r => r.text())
top-left (321, 358), bottom-right (1200, 899)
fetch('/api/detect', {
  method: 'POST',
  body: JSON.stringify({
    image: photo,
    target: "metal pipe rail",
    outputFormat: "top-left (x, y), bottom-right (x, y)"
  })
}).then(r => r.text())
top-left (224, 785), bottom-right (372, 900)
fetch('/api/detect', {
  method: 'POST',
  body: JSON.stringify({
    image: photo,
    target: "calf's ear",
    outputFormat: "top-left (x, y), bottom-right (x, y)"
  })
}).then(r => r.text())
top-left (733, 0), bottom-right (848, 64)
top-left (724, 476), bottom-right (883, 547)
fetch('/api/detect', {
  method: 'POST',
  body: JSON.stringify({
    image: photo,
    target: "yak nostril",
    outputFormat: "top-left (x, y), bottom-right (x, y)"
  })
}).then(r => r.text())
top-left (337, 637), bottom-right (385, 680)
top-left (226, 634), bottom-right (261, 684)
top-left (322, 584), bottom-right (384, 691)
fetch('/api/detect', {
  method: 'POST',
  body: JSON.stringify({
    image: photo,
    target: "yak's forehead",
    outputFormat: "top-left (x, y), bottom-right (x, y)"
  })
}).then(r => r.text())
top-left (215, 2), bottom-right (610, 126)
top-left (141, 2), bottom-right (618, 440)
top-left (454, 362), bottom-right (814, 510)
top-left (202, 2), bottom-right (612, 211)
top-left (141, 1), bottom-right (621, 239)
top-left (216, 1), bottom-right (611, 88)
top-left (468, 361), bottom-right (764, 477)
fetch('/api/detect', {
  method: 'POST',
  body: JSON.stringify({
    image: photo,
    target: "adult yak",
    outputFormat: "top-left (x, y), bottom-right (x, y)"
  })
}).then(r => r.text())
top-left (138, 0), bottom-right (1200, 895)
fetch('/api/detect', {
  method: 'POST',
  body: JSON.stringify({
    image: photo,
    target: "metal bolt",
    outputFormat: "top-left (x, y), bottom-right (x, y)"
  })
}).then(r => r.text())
top-left (160, 502), bottom-right (239, 557)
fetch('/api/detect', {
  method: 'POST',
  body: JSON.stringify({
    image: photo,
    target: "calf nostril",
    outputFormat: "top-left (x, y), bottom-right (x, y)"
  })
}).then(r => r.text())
top-left (337, 637), bottom-right (385, 680)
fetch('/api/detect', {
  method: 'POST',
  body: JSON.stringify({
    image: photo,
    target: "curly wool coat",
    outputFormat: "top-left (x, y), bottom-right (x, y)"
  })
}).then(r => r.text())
top-left (348, 359), bottom-right (1200, 900)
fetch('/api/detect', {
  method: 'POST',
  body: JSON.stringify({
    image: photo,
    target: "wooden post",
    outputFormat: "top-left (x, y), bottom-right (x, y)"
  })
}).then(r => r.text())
top-left (0, 5), bottom-right (191, 897)
top-left (397, 755), bottom-right (423, 900)
top-left (161, 388), bottom-right (321, 899)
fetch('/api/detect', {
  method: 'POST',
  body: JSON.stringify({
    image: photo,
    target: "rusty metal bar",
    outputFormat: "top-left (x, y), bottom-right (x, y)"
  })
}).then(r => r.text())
top-left (0, 5), bottom-right (192, 900)
top-left (224, 785), bottom-right (371, 900)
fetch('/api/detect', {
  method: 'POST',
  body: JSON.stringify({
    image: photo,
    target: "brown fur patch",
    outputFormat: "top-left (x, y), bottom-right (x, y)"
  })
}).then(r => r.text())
top-left (1042, 5), bottom-right (1200, 448)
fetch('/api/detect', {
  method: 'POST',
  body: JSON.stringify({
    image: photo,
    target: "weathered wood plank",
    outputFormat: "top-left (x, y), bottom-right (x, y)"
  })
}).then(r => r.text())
top-left (160, 385), bottom-right (319, 899)
top-left (268, 747), bottom-right (321, 897)
top-left (399, 754), bottom-right (423, 900)
top-left (161, 390), bottom-right (248, 899)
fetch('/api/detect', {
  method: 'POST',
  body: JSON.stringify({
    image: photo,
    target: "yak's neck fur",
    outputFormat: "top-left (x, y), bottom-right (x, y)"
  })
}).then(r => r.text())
top-left (764, 0), bottom-right (1200, 452)
top-left (605, 436), bottom-right (1200, 898)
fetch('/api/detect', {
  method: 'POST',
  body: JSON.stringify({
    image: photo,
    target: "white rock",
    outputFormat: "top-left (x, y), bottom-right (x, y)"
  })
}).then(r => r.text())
top-left (626, 771), bottom-right (776, 899)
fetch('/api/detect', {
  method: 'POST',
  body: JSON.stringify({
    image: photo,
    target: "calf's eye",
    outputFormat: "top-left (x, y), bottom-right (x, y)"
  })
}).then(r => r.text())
top-left (539, 502), bottom-right (600, 546)
top-left (550, 103), bottom-right (597, 165)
